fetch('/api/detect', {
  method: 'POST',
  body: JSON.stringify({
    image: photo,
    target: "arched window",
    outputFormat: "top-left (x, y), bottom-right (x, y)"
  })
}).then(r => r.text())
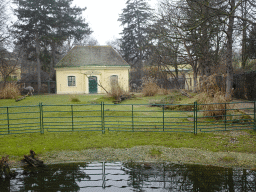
top-left (110, 75), bottom-right (118, 86)
top-left (68, 76), bottom-right (76, 86)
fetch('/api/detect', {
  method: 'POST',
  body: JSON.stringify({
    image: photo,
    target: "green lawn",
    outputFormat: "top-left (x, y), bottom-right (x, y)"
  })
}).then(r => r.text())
top-left (1, 129), bottom-right (256, 160)
top-left (0, 93), bottom-right (198, 134)
top-left (0, 93), bottom-right (255, 162)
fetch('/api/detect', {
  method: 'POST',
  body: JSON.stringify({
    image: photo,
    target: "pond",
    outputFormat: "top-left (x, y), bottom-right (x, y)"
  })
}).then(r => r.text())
top-left (1, 162), bottom-right (256, 191)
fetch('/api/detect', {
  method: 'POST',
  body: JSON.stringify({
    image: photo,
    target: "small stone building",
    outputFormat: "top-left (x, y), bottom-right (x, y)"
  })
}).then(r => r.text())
top-left (55, 46), bottom-right (130, 94)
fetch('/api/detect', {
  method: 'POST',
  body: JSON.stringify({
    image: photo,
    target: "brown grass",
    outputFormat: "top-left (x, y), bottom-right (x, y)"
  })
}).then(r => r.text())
top-left (142, 77), bottom-right (160, 96)
top-left (197, 74), bottom-right (231, 119)
top-left (0, 83), bottom-right (21, 99)
top-left (198, 92), bottom-right (229, 119)
top-left (108, 83), bottom-right (128, 100)
top-left (158, 88), bottom-right (169, 95)
top-left (199, 74), bottom-right (224, 96)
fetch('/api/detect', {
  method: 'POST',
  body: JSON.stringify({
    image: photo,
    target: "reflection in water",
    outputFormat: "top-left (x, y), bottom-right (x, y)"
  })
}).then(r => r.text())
top-left (1, 162), bottom-right (256, 191)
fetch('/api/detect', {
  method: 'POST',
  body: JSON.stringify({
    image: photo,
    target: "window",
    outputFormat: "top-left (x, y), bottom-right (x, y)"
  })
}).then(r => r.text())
top-left (68, 76), bottom-right (76, 86)
top-left (110, 75), bottom-right (118, 86)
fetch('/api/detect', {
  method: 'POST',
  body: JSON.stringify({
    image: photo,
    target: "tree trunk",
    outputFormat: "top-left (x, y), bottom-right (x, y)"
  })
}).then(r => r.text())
top-left (241, 0), bottom-right (248, 69)
top-left (35, 32), bottom-right (41, 94)
top-left (225, 0), bottom-right (235, 100)
top-left (193, 63), bottom-right (198, 92)
top-left (50, 42), bottom-right (56, 79)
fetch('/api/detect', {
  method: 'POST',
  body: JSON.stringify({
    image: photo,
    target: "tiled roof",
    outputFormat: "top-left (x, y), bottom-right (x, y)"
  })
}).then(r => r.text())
top-left (56, 46), bottom-right (130, 67)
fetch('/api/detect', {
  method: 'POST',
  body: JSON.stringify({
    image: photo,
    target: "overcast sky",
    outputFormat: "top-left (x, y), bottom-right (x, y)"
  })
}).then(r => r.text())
top-left (72, 0), bottom-right (158, 45)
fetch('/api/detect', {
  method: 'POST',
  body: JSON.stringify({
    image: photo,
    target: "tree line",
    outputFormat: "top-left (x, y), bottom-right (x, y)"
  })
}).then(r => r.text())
top-left (0, 0), bottom-right (94, 92)
top-left (0, 0), bottom-right (256, 98)
top-left (117, 0), bottom-right (256, 99)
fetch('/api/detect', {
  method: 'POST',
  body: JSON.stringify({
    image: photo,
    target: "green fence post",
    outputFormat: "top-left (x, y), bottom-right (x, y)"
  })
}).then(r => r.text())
top-left (42, 103), bottom-right (44, 134)
top-left (101, 102), bottom-right (103, 134)
top-left (7, 107), bottom-right (9, 134)
top-left (71, 105), bottom-right (74, 131)
top-left (196, 102), bottom-right (198, 134)
top-left (39, 103), bottom-right (42, 134)
top-left (225, 103), bottom-right (227, 131)
top-left (163, 105), bottom-right (165, 132)
top-left (132, 104), bottom-right (134, 132)
top-left (41, 103), bottom-right (44, 134)
top-left (103, 102), bottom-right (105, 133)
top-left (194, 102), bottom-right (197, 134)
top-left (101, 102), bottom-right (105, 134)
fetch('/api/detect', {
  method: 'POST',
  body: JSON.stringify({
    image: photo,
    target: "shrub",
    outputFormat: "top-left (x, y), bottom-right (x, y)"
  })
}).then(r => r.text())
top-left (69, 94), bottom-right (80, 102)
top-left (159, 88), bottom-right (169, 95)
top-left (142, 77), bottom-right (159, 96)
top-left (198, 91), bottom-right (229, 119)
top-left (197, 73), bottom-right (232, 119)
top-left (199, 74), bottom-right (224, 96)
top-left (0, 83), bottom-right (21, 99)
top-left (108, 83), bottom-right (129, 101)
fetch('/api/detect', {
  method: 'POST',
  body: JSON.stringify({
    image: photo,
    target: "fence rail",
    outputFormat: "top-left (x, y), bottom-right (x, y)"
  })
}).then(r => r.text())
top-left (0, 101), bottom-right (255, 135)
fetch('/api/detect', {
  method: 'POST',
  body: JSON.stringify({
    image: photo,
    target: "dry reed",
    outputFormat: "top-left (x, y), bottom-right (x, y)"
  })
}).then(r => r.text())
top-left (198, 74), bottom-right (230, 119)
top-left (142, 77), bottom-right (160, 96)
top-left (108, 83), bottom-right (128, 100)
top-left (0, 83), bottom-right (21, 99)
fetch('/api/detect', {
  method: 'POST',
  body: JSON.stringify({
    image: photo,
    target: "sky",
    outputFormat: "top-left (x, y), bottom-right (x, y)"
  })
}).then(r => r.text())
top-left (72, 0), bottom-right (159, 45)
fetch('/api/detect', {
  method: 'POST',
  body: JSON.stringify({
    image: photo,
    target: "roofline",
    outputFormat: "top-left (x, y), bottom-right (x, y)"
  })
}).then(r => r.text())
top-left (55, 45), bottom-right (130, 68)
top-left (55, 65), bottom-right (130, 70)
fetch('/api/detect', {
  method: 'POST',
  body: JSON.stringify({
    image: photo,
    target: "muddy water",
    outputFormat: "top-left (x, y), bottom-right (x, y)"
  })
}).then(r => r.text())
top-left (1, 162), bottom-right (256, 191)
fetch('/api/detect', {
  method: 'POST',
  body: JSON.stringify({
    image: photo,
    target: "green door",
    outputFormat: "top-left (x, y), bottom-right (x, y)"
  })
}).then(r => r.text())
top-left (89, 76), bottom-right (98, 94)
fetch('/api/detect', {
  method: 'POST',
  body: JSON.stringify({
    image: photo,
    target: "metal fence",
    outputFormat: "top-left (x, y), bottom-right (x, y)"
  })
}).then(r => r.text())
top-left (0, 101), bottom-right (255, 135)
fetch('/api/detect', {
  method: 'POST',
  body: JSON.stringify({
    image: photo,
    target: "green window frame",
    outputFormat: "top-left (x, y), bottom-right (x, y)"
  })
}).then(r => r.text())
top-left (68, 76), bottom-right (76, 86)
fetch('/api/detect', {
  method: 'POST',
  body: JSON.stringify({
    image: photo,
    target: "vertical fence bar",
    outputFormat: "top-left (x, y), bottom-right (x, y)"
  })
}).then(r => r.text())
top-left (39, 103), bottom-right (42, 134)
top-left (71, 105), bottom-right (74, 131)
top-left (41, 103), bottom-right (44, 134)
top-left (194, 102), bottom-right (197, 134)
top-left (163, 105), bottom-right (165, 132)
top-left (102, 102), bottom-right (105, 134)
top-left (225, 103), bottom-right (227, 131)
top-left (193, 103), bottom-right (195, 134)
top-left (101, 102), bottom-right (103, 134)
top-left (132, 104), bottom-right (134, 132)
top-left (7, 107), bottom-right (10, 134)
top-left (196, 102), bottom-right (198, 134)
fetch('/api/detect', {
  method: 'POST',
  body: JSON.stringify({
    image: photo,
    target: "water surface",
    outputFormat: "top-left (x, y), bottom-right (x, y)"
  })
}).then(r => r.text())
top-left (1, 162), bottom-right (256, 191)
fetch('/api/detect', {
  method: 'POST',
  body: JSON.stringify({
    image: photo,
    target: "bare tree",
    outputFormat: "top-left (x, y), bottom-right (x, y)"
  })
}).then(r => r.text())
top-left (76, 35), bottom-right (99, 46)
top-left (0, 0), bottom-right (10, 45)
top-left (106, 37), bottom-right (121, 53)
top-left (0, 49), bottom-right (22, 87)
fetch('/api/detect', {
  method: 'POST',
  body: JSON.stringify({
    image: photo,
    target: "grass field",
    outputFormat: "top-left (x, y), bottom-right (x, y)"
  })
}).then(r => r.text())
top-left (0, 92), bottom-right (254, 135)
top-left (0, 93), bottom-right (255, 167)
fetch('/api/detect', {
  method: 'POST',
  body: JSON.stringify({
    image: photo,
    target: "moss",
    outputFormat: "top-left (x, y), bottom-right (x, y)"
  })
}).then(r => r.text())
top-left (221, 155), bottom-right (236, 162)
top-left (149, 147), bottom-right (162, 157)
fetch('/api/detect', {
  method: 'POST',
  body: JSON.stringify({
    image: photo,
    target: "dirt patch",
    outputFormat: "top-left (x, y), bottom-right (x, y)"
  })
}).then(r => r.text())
top-left (214, 130), bottom-right (252, 137)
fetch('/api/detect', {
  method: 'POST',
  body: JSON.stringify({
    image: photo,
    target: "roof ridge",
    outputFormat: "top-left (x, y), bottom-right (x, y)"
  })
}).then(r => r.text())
top-left (55, 45), bottom-right (130, 68)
